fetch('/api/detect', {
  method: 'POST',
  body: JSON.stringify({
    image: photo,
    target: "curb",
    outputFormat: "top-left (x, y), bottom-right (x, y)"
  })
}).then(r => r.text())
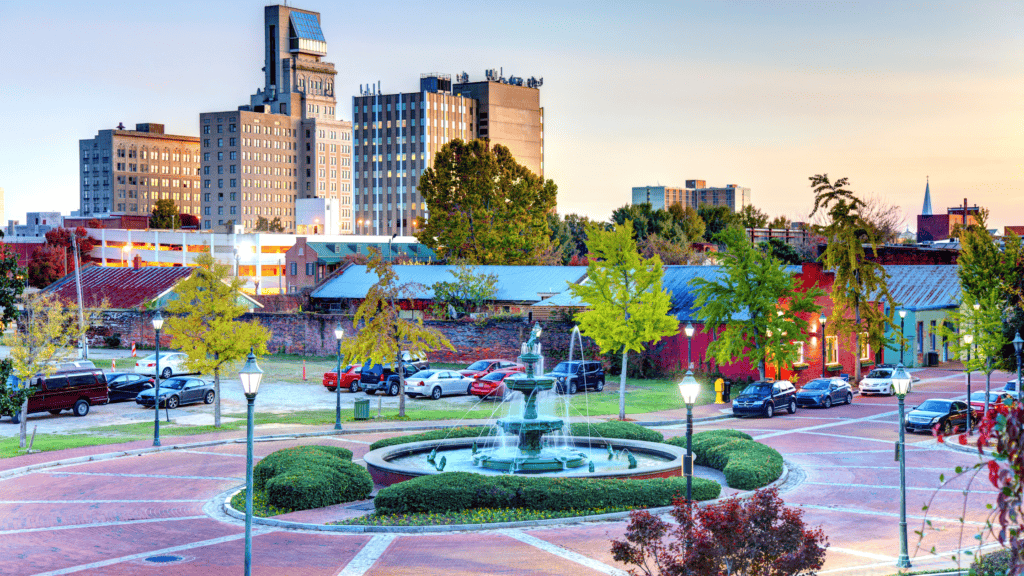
top-left (218, 458), bottom-right (798, 534)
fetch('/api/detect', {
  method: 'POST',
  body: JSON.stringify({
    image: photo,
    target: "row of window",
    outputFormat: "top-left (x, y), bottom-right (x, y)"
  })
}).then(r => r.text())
top-left (114, 149), bottom-right (197, 161)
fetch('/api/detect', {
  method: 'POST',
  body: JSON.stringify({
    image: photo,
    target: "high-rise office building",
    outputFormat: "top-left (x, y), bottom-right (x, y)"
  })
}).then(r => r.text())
top-left (199, 5), bottom-right (352, 234)
top-left (631, 180), bottom-right (750, 212)
top-left (79, 123), bottom-right (201, 218)
top-left (352, 70), bottom-right (544, 236)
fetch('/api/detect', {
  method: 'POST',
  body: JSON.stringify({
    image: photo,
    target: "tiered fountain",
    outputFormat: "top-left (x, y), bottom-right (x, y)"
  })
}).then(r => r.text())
top-left (363, 323), bottom-right (687, 486)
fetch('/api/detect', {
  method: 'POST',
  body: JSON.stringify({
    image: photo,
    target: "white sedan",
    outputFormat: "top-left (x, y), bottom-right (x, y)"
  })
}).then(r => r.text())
top-left (859, 367), bottom-right (911, 396)
top-left (135, 352), bottom-right (190, 379)
top-left (405, 370), bottom-right (473, 400)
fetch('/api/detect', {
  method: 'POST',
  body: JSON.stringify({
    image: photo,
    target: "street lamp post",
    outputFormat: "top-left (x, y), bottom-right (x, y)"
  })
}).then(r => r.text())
top-left (151, 311), bottom-right (164, 447)
top-left (898, 310), bottom-right (907, 366)
top-left (964, 333), bottom-right (974, 437)
top-left (820, 313), bottom-right (828, 377)
top-left (678, 371), bottom-right (700, 501)
top-left (892, 363), bottom-right (913, 569)
top-left (1013, 332), bottom-right (1023, 401)
top-left (684, 322), bottom-right (695, 370)
top-left (388, 232), bottom-right (398, 262)
top-left (239, 351), bottom-right (264, 576)
top-left (334, 325), bottom-right (344, 431)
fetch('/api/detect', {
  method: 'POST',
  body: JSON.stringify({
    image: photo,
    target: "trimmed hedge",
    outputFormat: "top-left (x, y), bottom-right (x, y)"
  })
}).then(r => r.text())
top-left (254, 445), bottom-right (372, 511)
top-left (368, 421), bottom-right (662, 452)
top-left (373, 472), bottom-right (720, 515)
top-left (666, 429), bottom-right (783, 490)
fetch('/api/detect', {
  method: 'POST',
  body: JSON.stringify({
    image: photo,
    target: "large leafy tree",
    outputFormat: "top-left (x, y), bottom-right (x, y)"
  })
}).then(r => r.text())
top-left (149, 199), bottom-right (180, 229)
top-left (1, 293), bottom-right (83, 447)
top-left (568, 221), bottom-right (678, 420)
top-left (0, 244), bottom-right (26, 329)
top-left (416, 139), bottom-right (557, 264)
top-left (430, 264), bottom-right (498, 319)
top-left (345, 250), bottom-right (455, 417)
top-left (737, 204), bottom-right (770, 229)
top-left (810, 174), bottom-right (896, 383)
top-left (254, 216), bottom-right (285, 233)
top-left (27, 227), bottom-right (97, 288)
top-left (697, 205), bottom-right (741, 243)
top-left (758, 238), bottom-right (803, 265)
top-left (690, 227), bottom-right (822, 380)
top-left (666, 204), bottom-right (706, 244)
top-left (164, 251), bottom-right (271, 428)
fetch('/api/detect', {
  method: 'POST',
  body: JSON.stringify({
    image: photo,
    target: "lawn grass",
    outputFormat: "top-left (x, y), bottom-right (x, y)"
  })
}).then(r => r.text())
top-left (0, 433), bottom-right (147, 459)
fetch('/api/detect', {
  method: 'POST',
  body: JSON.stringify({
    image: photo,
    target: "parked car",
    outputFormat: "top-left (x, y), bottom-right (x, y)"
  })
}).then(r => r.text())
top-left (135, 352), bottom-right (190, 379)
top-left (905, 399), bottom-right (975, 434)
top-left (458, 359), bottom-right (524, 380)
top-left (135, 377), bottom-right (215, 409)
top-left (968, 390), bottom-right (1016, 418)
top-left (405, 370), bottom-right (474, 399)
top-left (1004, 378), bottom-right (1021, 398)
top-left (544, 361), bottom-right (606, 394)
top-left (858, 368), bottom-right (907, 396)
top-left (399, 351), bottom-right (430, 371)
top-left (470, 370), bottom-right (527, 400)
top-left (3, 367), bottom-right (110, 422)
top-left (106, 372), bottom-right (156, 402)
top-left (323, 364), bottom-right (363, 392)
top-left (732, 380), bottom-right (797, 418)
top-left (361, 362), bottom-right (423, 396)
top-left (795, 377), bottom-right (853, 408)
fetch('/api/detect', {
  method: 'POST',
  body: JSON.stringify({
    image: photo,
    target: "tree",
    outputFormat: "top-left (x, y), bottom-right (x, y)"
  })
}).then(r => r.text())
top-left (0, 244), bottom-right (26, 329)
top-left (149, 199), bottom-right (180, 229)
top-left (767, 214), bottom-right (793, 230)
top-left (345, 250), bottom-right (455, 417)
top-left (546, 213), bottom-right (573, 264)
top-left (859, 193), bottom-right (904, 245)
top-left (738, 204), bottom-right (770, 229)
top-left (690, 227), bottom-right (822, 380)
top-left (667, 204), bottom-right (706, 245)
top-left (810, 174), bottom-right (896, 383)
top-left (26, 245), bottom-right (65, 288)
top-left (164, 251), bottom-right (271, 428)
top-left (417, 139), bottom-right (557, 265)
top-left (431, 264), bottom-right (498, 318)
top-left (697, 205), bottom-right (741, 243)
top-left (758, 238), bottom-right (803, 265)
top-left (568, 221), bottom-right (678, 420)
top-left (611, 487), bottom-right (828, 576)
top-left (180, 213), bottom-right (200, 229)
top-left (641, 235), bottom-right (695, 265)
top-left (0, 293), bottom-right (83, 447)
top-left (254, 216), bottom-right (285, 233)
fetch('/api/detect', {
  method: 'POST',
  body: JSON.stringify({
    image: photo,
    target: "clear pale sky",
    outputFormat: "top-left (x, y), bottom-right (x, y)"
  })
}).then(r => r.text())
top-left (1, 0), bottom-right (1021, 232)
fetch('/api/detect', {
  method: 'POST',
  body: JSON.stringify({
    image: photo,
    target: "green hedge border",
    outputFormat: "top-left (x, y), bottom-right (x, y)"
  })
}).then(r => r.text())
top-left (368, 421), bottom-right (663, 452)
top-left (664, 430), bottom-right (783, 490)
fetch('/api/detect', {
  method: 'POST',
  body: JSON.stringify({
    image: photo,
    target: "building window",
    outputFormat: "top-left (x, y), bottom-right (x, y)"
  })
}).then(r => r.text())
top-left (289, 262), bottom-right (298, 276)
top-left (859, 332), bottom-right (871, 361)
top-left (929, 320), bottom-right (937, 351)
top-left (305, 263), bottom-right (315, 276)
top-left (825, 336), bottom-right (839, 365)
top-left (793, 341), bottom-right (805, 365)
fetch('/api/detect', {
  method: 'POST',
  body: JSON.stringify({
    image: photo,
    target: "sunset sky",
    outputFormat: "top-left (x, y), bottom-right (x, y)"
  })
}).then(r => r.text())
top-left (1, 0), bottom-right (1021, 232)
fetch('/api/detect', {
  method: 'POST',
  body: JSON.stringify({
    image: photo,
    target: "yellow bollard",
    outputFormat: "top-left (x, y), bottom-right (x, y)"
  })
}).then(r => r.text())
top-left (714, 378), bottom-right (725, 404)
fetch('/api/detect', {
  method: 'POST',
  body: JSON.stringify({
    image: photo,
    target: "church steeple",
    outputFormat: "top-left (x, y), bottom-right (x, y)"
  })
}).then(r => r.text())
top-left (922, 176), bottom-right (933, 216)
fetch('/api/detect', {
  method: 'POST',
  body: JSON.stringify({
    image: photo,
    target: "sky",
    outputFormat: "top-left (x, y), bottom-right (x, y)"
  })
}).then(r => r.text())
top-left (1, 0), bottom-right (1021, 232)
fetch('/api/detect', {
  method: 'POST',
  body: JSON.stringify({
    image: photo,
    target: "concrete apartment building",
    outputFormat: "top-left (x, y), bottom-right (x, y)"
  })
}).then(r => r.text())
top-left (199, 5), bottom-right (353, 235)
top-left (631, 180), bottom-right (751, 212)
top-left (353, 70), bottom-right (544, 236)
top-left (79, 123), bottom-right (201, 218)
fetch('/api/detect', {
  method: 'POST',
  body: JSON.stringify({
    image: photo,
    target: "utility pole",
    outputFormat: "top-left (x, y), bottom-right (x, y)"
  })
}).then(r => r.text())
top-left (70, 232), bottom-right (88, 359)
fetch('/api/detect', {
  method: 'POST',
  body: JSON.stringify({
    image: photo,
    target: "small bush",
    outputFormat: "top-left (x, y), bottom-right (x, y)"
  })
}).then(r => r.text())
top-left (568, 421), bottom-right (664, 443)
top-left (104, 333), bottom-right (122, 348)
top-left (253, 445), bottom-right (370, 511)
top-left (973, 548), bottom-right (1011, 576)
top-left (665, 429), bottom-right (782, 490)
top-left (368, 426), bottom-right (495, 451)
top-left (373, 472), bottom-right (720, 515)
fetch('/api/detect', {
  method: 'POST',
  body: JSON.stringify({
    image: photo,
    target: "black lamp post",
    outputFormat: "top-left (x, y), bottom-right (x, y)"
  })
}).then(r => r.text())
top-left (152, 310), bottom-right (164, 447)
top-left (684, 322), bottom-right (695, 370)
top-left (898, 310), bottom-right (906, 366)
top-left (1013, 332), bottom-right (1023, 401)
top-left (964, 333), bottom-right (973, 438)
top-left (892, 363), bottom-right (913, 569)
top-left (334, 324), bottom-right (344, 431)
top-left (820, 313), bottom-right (828, 377)
top-left (678, 371), bottom-right (700, 501)
top-left (239, 350), bottom-right (264, 576)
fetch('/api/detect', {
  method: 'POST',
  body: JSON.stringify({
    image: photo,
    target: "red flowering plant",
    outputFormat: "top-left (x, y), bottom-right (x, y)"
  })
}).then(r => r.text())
top-left (611, 486), bottom-right (828, 576)
top-left (918, 397), bottom-right (1023, 574)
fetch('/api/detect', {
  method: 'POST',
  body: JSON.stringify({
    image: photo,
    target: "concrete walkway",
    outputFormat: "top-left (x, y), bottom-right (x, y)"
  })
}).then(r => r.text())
top-left (0, 368), bottom-right (1012, 575)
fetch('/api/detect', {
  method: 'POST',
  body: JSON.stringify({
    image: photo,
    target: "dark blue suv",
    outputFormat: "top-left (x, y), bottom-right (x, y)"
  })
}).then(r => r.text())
top-left (732, 380), bottom-right (797, 418)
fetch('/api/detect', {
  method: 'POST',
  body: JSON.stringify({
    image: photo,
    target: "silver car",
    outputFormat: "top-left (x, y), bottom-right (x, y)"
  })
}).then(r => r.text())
top-left (405, 370), bottom-right (472, 400)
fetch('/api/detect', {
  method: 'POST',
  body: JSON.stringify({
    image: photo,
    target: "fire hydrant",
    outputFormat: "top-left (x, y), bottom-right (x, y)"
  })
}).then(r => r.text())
top-left (714, 378), bottom-right (725, 404)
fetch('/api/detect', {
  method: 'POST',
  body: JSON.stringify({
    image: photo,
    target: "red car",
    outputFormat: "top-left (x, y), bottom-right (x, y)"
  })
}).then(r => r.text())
top-left (323, 364), bottom-right (363, 392)
top-left (470, 370), bottom-right (526, 400)
top-left (459, 359), bottom-right (524, 380)
top-left (969, 390), bottom-right (1015, 418)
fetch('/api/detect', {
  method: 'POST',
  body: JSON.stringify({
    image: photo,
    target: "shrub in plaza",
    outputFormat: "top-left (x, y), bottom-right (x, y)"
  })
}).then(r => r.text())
top-left (568, 421), bottom-right (664, 443)
top-left (611, 486), bottom-right (828, 576)
top-left (372, 472), bottom-right (720, 515)
top-left (665, 429), bottom-right (783, 490)
top-left (367, 426), bottom-right (493, 451)
top-left (253, 445), bottom-right (371, 511)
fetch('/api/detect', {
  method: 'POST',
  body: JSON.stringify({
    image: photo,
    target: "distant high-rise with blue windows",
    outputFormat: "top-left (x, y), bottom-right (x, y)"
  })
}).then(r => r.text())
top-left (352, 71), bottom-right (544, 236)
top-left (631, 180), bottom-right (750, 212)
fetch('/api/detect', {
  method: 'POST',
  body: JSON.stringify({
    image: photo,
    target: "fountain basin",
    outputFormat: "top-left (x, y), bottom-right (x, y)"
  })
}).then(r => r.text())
top-left (364, 436), bottom-right (688, 487)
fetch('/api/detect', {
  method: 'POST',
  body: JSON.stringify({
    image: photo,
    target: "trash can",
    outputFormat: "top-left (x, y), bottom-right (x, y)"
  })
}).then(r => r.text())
top-left (722, 380), bottom-right (732, 403)
top-left (927, 352), bottom-right (939, 366)
top-left (354, 398), bottom-right (370, 421)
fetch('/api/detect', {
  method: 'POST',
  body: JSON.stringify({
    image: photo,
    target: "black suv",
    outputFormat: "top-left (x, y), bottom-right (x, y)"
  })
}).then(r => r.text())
top-left (731, 380), bottom-right (797, 418)
top-left (360, 362), bottom-right (424, 396)
top-left (544, 361), bottom-right (605, 395)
